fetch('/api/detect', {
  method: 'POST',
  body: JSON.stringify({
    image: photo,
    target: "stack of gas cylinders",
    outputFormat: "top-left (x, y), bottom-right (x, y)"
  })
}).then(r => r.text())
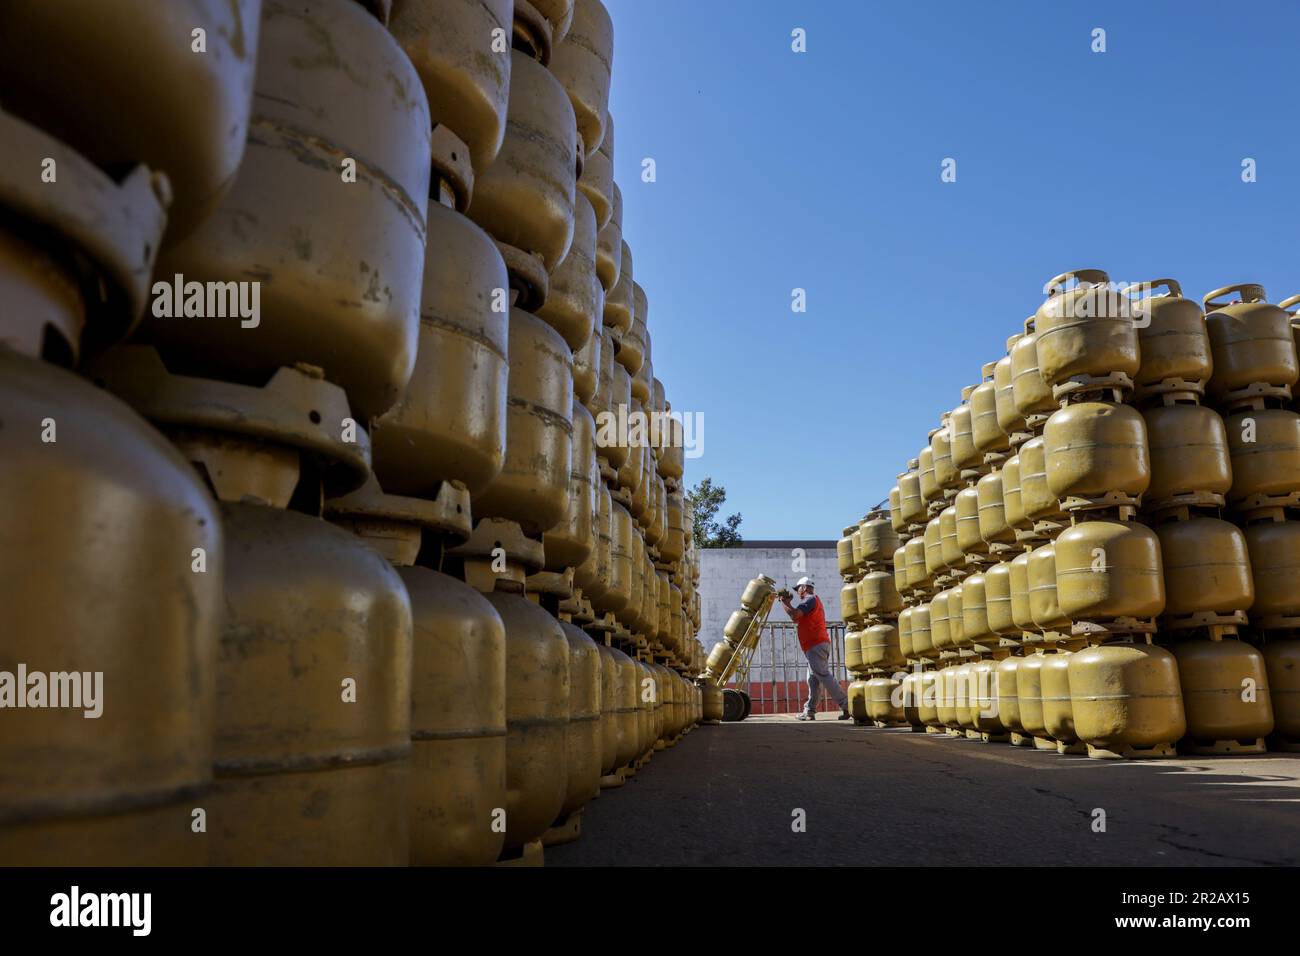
top-left (855, 270), bottom-right (1300, 759)
top-left (0, 0), bottom-right (707, 868)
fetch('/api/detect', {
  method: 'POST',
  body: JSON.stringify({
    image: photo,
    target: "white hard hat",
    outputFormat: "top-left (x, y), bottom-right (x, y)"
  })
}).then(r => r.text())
top-left (795, 576), bottom-right (814, 588)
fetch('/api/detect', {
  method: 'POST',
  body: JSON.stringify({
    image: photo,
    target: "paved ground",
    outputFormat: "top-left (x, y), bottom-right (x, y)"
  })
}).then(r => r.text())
top-left (547, 715), bottom-right (1300, 866)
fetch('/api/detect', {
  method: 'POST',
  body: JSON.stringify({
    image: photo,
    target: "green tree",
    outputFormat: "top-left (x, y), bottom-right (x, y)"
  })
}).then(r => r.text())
top-left (687, 477), bottom-right (743, 549)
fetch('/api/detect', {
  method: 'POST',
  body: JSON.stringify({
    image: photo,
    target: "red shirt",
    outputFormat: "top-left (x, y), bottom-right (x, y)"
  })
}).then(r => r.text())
top-left (794, 594), bottom-right (830, 652)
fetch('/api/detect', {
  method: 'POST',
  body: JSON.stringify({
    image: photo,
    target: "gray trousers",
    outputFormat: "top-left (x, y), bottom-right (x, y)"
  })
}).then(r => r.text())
top-left (803, 642), bottom-right (846, 714)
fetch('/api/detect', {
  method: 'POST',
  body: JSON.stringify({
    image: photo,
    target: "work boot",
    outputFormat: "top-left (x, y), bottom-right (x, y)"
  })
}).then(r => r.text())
top-left (796, 711), bottom-right (815, 721)
top-left (838, 705), bottom-right (851, 721)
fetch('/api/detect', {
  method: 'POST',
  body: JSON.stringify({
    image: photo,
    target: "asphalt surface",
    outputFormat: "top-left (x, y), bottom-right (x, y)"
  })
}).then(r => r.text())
top-left (547, 715), bottom-right (1300, 866)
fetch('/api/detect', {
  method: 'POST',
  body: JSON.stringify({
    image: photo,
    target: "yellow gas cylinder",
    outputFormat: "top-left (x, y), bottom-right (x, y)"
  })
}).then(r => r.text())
top-left (1055, 519), bottom-right (1166, 624)
top-left (1011, 320), bottom-right (1059, 423)
top-left (919, 446), bottom-right (940, 505)
top-left (550, 0), bottom-right (612, 160)
top-left (614, 397), bottom-right (645, 504)
top-left (938, 665), bottom-right (960, 730)
top-left (1002, 455), bottom-right (1027, 530)
top-left (1069, 641), bottom-right (1186, 759)
top-left (850, 525), bottom-right (866, 572)
top-left (537, 190), bottom-right (603, 352)
top-left (619, 283), bottom-right (648, 375)
top-left (972, 372), bottom-right (1011, 455)
top-left (950, 400), bottom-right (980, 473)
top-left (894, 545), bottom-right (910, 595)
top-left (898, 607), bottom-right (915, 659)
top-left (468, 308), bottom-right (574, 535)
top-left (841, 579), bottom-right (864, 628)
top-left (705, 640), bottom-right (734, 676)
top-left (604, 498), bottom-right (635, 616)
top-left (970, 658), bottom-right (1004, 739)
top-left (728, 606), bottom-right (759, 642)
top-left (961, 574), bottom-right (994, 649)
top-left (864, 623), bottom-right (903, 670)
top-left (150, 0), bottom-right (428, 422)
top-left (1128, 280), bottom-right (1212, 397)
top-left (919, 670), bottom-right (943, 731)
top-left (910, 604), bottom-right (934, 658)
top-left (210, 502), bottom-right (413, 865)
top-left (468, 48), bottom-right (577, 290)
top-left (610, 648), bottom-right (640, 777)
top-left (0, 0), bottom-right (262, 243)
top-left (996, 655), bottom-right (1032, 745)
top-left (596, 644), bottom-right (621, 773)
top-left (932, 421), bottom-right (958, 490)
top-left (977, 470), bottom-right (1015, 547)
top-left (1203, 284), bottom-right (1300, 403)
top-left (1045, 402), bottom-right (1150, 508)
top-left (948, 584), bottom-right (966, 649)
top-left (861, 512), bottom-right (901, 564)
top-left (543, 620), bottom-right (601, 844)
top-left (545, 400), bottom-right (597, 577)
top-left (1141, 403), bottom-right (1231, 510)
top-left (700, 679), bottom-right (724, 724)
top-left (838, 526), bottom-right (857, 576)
top-left (1016, 652), bottom-right (1055, 749)
top-left (660, 489), bottom-right (685, 565)
top-left (741, 574), bottom-right (776, 611)
top-left (930, 591), bottom-right (952, 653)
top-left (859, 570), bottom-right (903, 618)
top-left (605, 239), bottom-right (634, 341)
top-left (579, 482), bottom-right (613, 611)
top-left (924, 517), bottom-right (945, 578)
top-left (370, 204), bottom-right (508, 497)
top-left (844, 627), bottom-right (865, 674)
top-left (889, 485), bottom-right (906, 533)
top-left (1224, 407), bottom-right (1300, 507)
top-left (1169, 637), bottom-right (1272, 755)
top-left (955, 661), bottom-right (980, 732)
top-left (996, 341), bottom-right (1028, 437)
top-left (1028, 543), bottom-right (1072, 638)
top-left (1243, 513), bottom-right (1300, 627)
top-left (900, 463), bottom-right (926, 525)
top-left (867, 676), bottom-right (906, 726)
top-left (400, 565), bottom-right (507, 867)
top-left (1041, 647), bottom-right (1086, 754)
top-left (940, 505), bottom-right (961, 569)
top-left (985, 560), bottom-right (1017, 635)
top-left (955, 486), bottom-right (985, 555)
top-left (901, 671), bottom-right (926, 729)
top-left (906, 535), bottom-right (930, 592)
top-left (576, 103), bottom-right (612, 221)
top-left (1261, 639), bottom-right (1300, 750)
top-left (848, 680), bottom-right (871, 724)
top-left (1019, 435), bottom-right (1066, 524)
top-left (1154, 516), bottom-right (1253, 620)
top-left (1010, 551), bottom-right (1034, 633)
top-left (0, 355), bottom-right (222, 865)
top-left (594, 177), bottom-right (622, 292)
top-left (1035, 269), bottom-right (1139, 393)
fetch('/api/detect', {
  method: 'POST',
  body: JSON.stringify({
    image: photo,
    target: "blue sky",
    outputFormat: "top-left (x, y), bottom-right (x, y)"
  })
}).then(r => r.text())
top-left (606, 0), bottom-right (1300, 539)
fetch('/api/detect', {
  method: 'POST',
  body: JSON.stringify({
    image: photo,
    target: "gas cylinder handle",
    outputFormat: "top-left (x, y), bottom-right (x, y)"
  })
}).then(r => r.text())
top-left (1120, 279), bottom-right (1182, 299)
top-left (1022, 315), bottom-right (1036, 334)
top-left (1203, 283), bottom-right (1267, 310)
top-left (1043, 269), bottom-right (1110, 297)
top-left (1279, 294), bottom-right (1300, 313)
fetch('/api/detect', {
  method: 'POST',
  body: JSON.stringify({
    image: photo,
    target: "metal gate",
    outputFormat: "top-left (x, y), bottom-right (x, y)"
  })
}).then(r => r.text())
top-left (730, 621), bottom-right (848, 715)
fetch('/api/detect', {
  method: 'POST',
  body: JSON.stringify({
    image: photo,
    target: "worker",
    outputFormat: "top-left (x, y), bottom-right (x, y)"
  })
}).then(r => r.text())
top-left (778, 577), bottom-right (849, 721)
